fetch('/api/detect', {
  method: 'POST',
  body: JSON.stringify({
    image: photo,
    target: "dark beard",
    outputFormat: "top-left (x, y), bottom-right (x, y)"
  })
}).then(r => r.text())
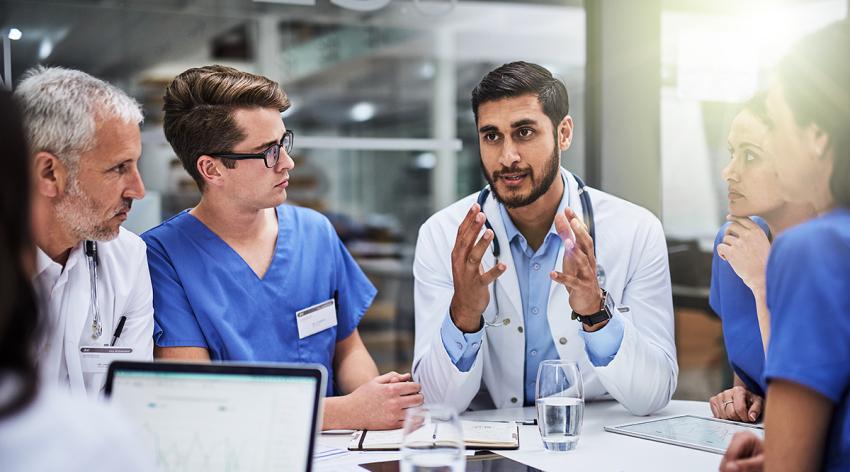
top-left (481, 144), bottom-right (560, 209)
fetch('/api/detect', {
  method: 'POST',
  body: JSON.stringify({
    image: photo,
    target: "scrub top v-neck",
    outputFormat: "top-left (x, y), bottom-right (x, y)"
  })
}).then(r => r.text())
top-left (142, 205), bottom-right (376, 396)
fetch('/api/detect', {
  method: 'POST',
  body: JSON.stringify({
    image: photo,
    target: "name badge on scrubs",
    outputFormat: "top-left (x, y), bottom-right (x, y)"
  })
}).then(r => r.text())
top-left (80, 346), bottom-right (135, 374)
top-left (296, 299), bottom-right (338, 339)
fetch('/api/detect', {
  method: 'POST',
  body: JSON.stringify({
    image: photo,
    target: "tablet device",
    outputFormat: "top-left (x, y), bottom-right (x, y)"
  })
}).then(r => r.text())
top-left (359, 451), bottom-right (542, 471)
top-left (604, 414), bottom-right (764, 454)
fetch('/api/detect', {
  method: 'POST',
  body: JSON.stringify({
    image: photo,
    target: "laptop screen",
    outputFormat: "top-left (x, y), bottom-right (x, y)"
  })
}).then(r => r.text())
top-left (106, 362), bottom-right (324, 472)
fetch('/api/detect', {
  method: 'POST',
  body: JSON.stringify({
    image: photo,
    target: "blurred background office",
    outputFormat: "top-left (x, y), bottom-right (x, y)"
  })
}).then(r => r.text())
top-left (1, 0), bottom-right (846, 400)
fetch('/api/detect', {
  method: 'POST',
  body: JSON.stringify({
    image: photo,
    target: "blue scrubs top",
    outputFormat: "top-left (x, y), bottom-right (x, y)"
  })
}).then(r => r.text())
top-left (764, 208), bottom-right (850, 472)
top-left (142, 205), bottom-right (377, 396)
top-left (709, 217), bottom-right (770, 397)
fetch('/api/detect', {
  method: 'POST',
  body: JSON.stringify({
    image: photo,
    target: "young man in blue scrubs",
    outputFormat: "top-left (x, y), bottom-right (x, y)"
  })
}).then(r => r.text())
top-left (721, 19), bottom-right (850, 472)
top-left (143, 65), bottom-right (422, 431)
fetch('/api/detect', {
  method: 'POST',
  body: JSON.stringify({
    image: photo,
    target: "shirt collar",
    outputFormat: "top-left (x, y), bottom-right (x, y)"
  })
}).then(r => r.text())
top-left (34, 242), bottom-right (84, 279)
top-left (497, 172), bottom-right (571, 249)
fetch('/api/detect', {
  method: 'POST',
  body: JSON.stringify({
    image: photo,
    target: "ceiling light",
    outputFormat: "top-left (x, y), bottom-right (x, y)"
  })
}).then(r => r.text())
top-left (349, 102), bottom-right (376, 122)
top-left (8, 28), bottom-right (22, 41)
top-left (38, 38), bottom-right (53, 60)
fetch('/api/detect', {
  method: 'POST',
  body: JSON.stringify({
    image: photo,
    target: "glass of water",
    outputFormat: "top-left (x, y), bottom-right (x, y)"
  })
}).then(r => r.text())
top-left (401, 404), bottom-right (465, 472)
top-left (535, 360), bottom-right (584, 452)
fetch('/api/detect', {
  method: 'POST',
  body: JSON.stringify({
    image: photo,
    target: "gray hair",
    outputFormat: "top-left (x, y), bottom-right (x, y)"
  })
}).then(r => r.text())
top-left (13, 66), bottom-right (143, 173)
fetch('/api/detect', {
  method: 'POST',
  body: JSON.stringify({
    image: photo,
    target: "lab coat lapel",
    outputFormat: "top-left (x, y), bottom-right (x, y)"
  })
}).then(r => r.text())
top-left (64, 247), bottom-right (90, 393)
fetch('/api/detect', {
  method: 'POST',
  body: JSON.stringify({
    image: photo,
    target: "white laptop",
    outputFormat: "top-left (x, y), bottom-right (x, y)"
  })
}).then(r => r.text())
top-left (105, 361), bottom-right (326, 472)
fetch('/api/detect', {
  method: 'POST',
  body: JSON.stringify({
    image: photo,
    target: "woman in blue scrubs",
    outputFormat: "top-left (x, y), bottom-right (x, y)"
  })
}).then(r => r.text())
top-left (708, 94), bottom-right (813, 423)
top-left (144, 65), bottom-right (423, 431)
top-left (721, 19), bottom-right (850, 472)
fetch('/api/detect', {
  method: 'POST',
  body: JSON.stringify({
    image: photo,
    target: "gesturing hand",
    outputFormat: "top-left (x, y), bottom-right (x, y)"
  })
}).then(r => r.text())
top-left (717, 216), bottom-right (770, 293)
top-left (449, 203), bottom-right (506, 333)
top-left (551, 207), bottom-right (603, 322)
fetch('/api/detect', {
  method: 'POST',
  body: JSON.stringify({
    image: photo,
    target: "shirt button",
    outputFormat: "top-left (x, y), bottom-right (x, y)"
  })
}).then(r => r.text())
top-left (511, 397), bottom-right (518, 404)
top-left (471, 342), bottom-right (479, 348)
top-left (531, 307), bottom-right (539, 315)
top-left (517, 326), bottom-right (524, 334)
top-left (530, 350), bottom-right (537, 356)
top-left (456, 342), bottom-right (463, 350)
top-left (559, 337), bottom-right (568, 345)
top-left (503, 318), bottom-right (511, 325)
top-left (532, 263), bottom-right (541, 271)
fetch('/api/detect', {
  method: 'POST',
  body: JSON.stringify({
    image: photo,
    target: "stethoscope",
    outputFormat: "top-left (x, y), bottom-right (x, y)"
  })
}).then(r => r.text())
top-left (85, 240), bottom-right (103, 340)
top-left (476, 173), bottom-right (605, 328)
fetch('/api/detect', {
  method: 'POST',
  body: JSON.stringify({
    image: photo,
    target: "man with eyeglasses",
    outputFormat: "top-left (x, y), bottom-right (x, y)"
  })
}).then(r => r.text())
top-left (142, 65), bottom-right (423, 431)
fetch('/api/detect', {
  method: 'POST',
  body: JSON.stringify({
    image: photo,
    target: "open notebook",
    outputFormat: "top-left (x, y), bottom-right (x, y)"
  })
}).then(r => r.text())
top-left (349, 420), bottom-right (519, 451)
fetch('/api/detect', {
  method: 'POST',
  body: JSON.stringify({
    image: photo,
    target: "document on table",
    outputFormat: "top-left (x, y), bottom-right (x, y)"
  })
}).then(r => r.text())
top-left (348, 420), bottom-right (519, 451)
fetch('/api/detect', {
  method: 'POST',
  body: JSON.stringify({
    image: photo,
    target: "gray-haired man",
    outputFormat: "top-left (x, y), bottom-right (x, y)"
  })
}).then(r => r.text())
top-left (15, 67), bottom-right (154, 396)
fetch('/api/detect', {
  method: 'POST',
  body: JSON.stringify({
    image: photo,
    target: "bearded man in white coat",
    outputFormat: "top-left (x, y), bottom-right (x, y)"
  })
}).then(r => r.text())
top-left (15, 67), bottom-right (154, 396)
top-left (413, 61), bottom-right (677, 415)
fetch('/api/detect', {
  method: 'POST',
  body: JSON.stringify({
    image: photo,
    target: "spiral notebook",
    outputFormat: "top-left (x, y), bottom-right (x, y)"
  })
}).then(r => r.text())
top-left (348, 420), bottom-right (520, 451)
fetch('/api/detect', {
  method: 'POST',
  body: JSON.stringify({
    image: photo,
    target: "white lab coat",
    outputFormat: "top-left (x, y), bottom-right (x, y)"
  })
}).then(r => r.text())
top-left (34, 227), bottom-right (154, 397)
top-left (413, 168), bottom-right (677, 416)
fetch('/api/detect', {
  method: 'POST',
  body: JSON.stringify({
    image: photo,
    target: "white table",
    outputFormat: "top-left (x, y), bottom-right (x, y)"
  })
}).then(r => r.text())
top-left (316, 400), bottom-right (722, 471)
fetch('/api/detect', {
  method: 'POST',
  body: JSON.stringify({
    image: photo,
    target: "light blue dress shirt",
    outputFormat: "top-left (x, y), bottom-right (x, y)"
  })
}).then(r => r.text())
top-left (441, 181), bottom-right (625, 405)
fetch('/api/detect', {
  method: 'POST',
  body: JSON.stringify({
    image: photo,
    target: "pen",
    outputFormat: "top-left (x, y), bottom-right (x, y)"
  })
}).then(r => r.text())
top-left (110, 315), bottom-right (127, 346)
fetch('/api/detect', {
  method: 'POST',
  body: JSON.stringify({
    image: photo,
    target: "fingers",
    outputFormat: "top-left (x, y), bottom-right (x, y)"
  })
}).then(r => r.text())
top-left (389, 380), bottom-right (422, 397)
top-left (456, 204), bottom-right (480, 240)
top-left (398, 393), bottom-right (425, 409)
top-left (479, 262), bottom-right (507, 285)
top-left (748, 395), bottom-right (763, 422)
top-left (729, 456), bottom-right (766, 472)
top-left (560, 244), bottom-right (594, 281)
top-left (721, 432), bottom-right (762, 469)
top-left (732, 387), bottom-right (749, 422)
top-left (386, 372), bottom-right (412, 383)
top-left (467, 229), bottom-right (494, 266)
top-left (454, 205), bottom-right (486, 258)
top-left (726, 221), bottom-right (751, 238)
top-left (570, 216), bottom-right (595, 260)
top-left (555, 212), bottom-right (573, 242)
top-left (717, 243), bottom-right (731, 261)
top-left (374, 371), bottom-right (401, 384)
top-left (722, 232), bottom-right (740, 246)
top-left (727, 215), bottom-right (759, 230)
top-left (709, 394), bottom-right (721, 418)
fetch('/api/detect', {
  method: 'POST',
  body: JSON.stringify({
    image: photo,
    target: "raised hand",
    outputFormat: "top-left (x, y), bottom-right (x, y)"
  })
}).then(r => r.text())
top-left (449, 203), bottom-right (506, 332)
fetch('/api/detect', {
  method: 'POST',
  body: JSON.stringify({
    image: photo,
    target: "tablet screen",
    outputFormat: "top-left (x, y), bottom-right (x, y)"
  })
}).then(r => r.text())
top-left (605, 415), bottom-right (764, 454)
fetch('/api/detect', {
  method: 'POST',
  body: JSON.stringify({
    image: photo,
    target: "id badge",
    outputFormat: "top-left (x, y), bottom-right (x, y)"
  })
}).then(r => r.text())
top-left (296, 299), bottom-right (338, 339)
top-left (80, 346), bottom-right (135, 374)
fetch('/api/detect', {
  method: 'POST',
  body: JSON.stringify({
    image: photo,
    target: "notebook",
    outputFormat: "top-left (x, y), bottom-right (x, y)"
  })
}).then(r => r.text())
top-left (105, 360), bottom-right (326, 472)
top-left (349, 420), bottom-right (520, 451)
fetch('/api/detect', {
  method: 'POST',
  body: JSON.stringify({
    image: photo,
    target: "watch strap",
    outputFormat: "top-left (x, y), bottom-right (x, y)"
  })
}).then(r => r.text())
top-left (571, 289), bottom-right (613, 327)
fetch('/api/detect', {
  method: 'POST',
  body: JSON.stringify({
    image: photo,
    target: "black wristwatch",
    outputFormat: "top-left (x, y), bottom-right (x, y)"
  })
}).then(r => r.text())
top-left (571, 289), bottom-right (614, 327)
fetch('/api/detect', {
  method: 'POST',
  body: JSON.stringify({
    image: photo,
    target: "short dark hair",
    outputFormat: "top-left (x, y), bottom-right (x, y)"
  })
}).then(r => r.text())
top-left (0, 91), bottom-right (41, 419)
top-left (777, 19), bottom-right (850, 208)
top-left (162, 65), bottom-right (290, 192)
top-left (471, 61), bottom-right (570, 130)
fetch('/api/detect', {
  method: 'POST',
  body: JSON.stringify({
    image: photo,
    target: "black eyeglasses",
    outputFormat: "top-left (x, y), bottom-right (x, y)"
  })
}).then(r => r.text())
top-left (207, 130), bottom-right (294, 168)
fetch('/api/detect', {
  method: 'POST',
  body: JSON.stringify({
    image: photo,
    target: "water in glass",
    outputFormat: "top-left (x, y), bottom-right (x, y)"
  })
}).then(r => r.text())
top-left (536, 396), bottom-right (584, 451)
